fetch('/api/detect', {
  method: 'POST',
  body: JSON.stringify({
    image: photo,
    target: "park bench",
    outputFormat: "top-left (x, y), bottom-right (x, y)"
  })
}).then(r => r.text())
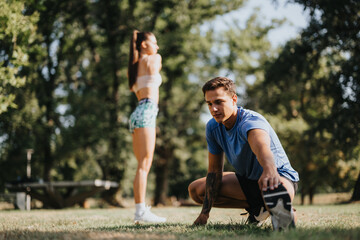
top-left (5, 179), bottom-right (119, 209)
top-left (0, 192), bottom-right (27, 210)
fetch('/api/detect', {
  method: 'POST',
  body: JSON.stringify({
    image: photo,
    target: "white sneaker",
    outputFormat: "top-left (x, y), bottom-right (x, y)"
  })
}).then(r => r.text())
top-left (134, 206), bottom-right (166, 224)
top-left (262, 183), bottom-right (295, 231)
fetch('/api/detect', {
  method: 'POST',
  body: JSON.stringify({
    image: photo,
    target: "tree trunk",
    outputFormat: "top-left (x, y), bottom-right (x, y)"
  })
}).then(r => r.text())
top-left (300, 190), bottom-right (305, 205)
top-left (43, 127), bottom-right (53, 181)
top-left (309, 186), bottom-right (315, 205)
top-left (153, 63), bottom-right (174, 206)
top-left (101, 187), bottom-right (125, 207)
top-left (351, 172), bottom-right (360, 201)
top-left (97, 0), bottom-right (125, 207)
top-left (154, 157), bottom-right (169, 205)
top-left (42, 37), bottom-right (57, 182)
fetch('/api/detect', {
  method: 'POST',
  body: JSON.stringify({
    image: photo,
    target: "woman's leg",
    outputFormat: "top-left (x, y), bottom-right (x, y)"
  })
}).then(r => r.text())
top-left (132, 127), bottom-right (156, 204)
top-left (132, 127), bottom-right (166, 223)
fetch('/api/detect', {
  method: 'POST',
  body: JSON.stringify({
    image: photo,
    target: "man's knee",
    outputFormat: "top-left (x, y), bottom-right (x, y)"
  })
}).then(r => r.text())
top-left (188, 180), bottom-right (203, 204)
top-left (188, 181), bottom-right (196, 199)
top-left (280, 177), bottom-right (296, 201)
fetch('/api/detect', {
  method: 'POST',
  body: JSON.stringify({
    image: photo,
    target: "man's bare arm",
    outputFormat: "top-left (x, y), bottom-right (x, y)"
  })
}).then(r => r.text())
top-left (248, 128), bottom-right (280, 191)
top-left (193, 152), bottom-right (223, 225)
top-left (202, 172), bottom-right (222, 213)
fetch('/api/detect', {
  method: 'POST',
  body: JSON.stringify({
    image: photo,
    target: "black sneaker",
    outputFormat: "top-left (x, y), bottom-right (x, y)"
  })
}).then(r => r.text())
top-left (244, 206), bottom-right (270, 225)
top-left (262, 183), bottom-right (295, 231)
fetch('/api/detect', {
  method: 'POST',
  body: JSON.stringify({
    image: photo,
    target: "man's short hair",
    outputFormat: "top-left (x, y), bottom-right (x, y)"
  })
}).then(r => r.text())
top-left (202, 77), bottom-right (236, 97)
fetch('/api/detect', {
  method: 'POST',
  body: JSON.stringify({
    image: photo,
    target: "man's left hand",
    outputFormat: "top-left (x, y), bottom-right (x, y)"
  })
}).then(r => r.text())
top-left (258, 166), bottom-right (281, 191)
top-left (193, 213), bottom-right (209, 225)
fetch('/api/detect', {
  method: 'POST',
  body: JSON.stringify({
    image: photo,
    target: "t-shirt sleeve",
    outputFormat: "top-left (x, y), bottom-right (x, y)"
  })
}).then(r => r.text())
top-left (241, 115), bottom-right (270, 141)
top-left (206, 121), bottom-right (223, 155)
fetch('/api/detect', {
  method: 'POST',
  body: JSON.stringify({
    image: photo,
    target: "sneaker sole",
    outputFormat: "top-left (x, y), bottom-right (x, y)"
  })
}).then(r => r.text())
top-left (134, 218), bottom-right (167, 224)
top-left (262, 183), bottom-right (295, 230)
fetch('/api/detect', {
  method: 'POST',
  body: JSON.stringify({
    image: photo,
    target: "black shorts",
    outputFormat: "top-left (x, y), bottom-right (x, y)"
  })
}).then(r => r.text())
top-left (235, 173), bottom-right (298, 195)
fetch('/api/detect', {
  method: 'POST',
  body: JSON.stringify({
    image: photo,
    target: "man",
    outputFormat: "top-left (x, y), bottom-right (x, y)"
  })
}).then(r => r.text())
top-left (188, 77), bottom-right (299, 230)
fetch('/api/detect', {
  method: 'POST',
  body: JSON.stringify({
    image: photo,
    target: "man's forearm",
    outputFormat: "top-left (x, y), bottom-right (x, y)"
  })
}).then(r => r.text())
top-left (201, 172), bottom-right (222, 215)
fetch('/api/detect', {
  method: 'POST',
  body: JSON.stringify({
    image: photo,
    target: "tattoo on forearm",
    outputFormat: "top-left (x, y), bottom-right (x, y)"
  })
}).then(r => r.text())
top-left (201, 172), bottom-right (222, 214)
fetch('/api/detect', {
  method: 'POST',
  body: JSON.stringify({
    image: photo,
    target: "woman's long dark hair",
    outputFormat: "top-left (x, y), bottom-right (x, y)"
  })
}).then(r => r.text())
top-left (128, 30), bottom-right (153, 90)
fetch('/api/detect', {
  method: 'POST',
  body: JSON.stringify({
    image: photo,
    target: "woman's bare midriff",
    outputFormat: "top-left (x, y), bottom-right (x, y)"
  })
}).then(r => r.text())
top-left (135, 87), bottom-right (159, 103)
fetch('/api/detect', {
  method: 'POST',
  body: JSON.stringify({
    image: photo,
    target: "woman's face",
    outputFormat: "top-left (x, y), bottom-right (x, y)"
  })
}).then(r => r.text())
top-left (142, 35), bottom-right (159, 55)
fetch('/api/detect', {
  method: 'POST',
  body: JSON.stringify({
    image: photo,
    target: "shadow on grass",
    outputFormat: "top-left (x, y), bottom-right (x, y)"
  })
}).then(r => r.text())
top-left (1, 227), bottom-right (359, 240)
top-left (92, 222), bottom-right (264, 230)
top-left (90, 222), bottom-right (273, 236)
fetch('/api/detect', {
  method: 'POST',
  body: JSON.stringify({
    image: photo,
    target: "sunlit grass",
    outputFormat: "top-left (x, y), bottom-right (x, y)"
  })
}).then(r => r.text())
top-left (0, 203), bottom-right (359, 239)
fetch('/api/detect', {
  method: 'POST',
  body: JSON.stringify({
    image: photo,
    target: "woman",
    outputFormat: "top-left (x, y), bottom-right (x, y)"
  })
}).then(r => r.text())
top-left (128, 30), bottom-right (166, 224)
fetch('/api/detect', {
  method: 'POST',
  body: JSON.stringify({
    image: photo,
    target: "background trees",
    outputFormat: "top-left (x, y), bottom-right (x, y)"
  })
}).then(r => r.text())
top-left (0, 1), bottom-right (38, 114)
top-left (1, 0), bottom-right (359, 206)
top-left (248, 0), bottom-right (360, 203)
top-left (0, 0), bottom-right (40, 190)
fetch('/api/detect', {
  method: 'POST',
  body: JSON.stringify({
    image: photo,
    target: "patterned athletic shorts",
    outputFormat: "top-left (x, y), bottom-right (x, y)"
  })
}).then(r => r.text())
top-left (129, 98), bottom-right (159, 133)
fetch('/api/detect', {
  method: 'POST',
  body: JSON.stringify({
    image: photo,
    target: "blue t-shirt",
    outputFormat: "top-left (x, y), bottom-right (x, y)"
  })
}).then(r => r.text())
top-left (206, 107), bottom-right (299, 181)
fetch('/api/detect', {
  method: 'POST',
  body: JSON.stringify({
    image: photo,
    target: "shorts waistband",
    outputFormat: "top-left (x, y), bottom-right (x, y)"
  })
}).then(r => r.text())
top-left (139, 98), bottom-right (155, 105)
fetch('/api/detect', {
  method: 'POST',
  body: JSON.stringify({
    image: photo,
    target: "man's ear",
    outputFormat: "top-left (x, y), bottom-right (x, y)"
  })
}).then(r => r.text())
top-left (232, 94), bottom-right (238, 105)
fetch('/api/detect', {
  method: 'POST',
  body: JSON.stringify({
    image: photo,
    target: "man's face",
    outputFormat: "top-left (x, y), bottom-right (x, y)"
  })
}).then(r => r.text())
top-left (205, 87), bottom-right (237, 125)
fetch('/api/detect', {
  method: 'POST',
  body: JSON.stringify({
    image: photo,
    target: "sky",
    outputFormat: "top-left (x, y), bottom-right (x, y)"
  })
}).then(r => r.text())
top-left (214, 0), bottom-right (310, 46)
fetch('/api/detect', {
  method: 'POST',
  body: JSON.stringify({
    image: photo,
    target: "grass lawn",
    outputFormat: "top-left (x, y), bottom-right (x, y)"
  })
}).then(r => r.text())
top-left (0, 202), bottom-right (359, 240)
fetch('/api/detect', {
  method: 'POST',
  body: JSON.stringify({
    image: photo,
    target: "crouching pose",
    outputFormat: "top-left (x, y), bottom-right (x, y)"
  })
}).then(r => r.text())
top-left (188, 77), bottom-right (299, 230)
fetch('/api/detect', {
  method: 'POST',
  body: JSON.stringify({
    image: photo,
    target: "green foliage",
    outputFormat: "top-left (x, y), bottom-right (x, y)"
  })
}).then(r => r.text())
top-left (249, 0), bottom-right (360, 200)
top-left (2, 0), bottom-right (357, 205)
top-left (0, 0), bottom-right (250, 201)
top-left (150, 1), bottom-right (288, 203)
top-left (0, 0), bottom-right (305, 204)
top-left (0, 1), bottom-right (38, 113)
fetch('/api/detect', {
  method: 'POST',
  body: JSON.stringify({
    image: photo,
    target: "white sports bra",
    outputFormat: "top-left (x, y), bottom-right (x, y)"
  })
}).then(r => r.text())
top-left (131, 73), bottom-right (162, 92)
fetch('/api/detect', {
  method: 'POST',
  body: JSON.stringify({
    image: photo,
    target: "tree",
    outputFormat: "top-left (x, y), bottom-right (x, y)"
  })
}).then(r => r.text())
top-left (5, 0), bottom-right (335, 208)
top-left (251, 0), bottom-right (360, 203)
top-left (0, 1), bottom-right (38, 113)
top-left (153, 5), bottom-right (285, 204)
top-left (0, 0), bottom-right (40, 190)
top-left (152, 0), bottom-right (253, 205)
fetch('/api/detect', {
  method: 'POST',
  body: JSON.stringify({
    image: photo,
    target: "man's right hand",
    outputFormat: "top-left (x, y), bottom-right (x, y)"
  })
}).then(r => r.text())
top-left (193, 213), bottom-right (209, 225)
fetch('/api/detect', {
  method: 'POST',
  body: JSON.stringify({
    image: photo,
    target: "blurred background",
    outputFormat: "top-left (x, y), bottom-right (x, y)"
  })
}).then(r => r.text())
top-left (1, 0), bottom-right (359, 209)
